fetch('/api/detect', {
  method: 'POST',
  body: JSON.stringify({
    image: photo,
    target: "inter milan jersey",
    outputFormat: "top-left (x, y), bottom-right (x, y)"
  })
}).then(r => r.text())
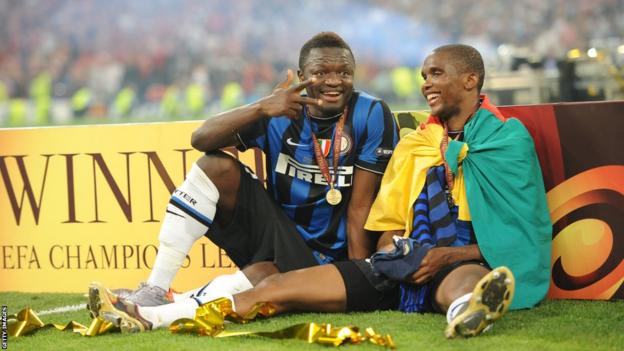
top-left (237, 91), bottom-right (399, 263)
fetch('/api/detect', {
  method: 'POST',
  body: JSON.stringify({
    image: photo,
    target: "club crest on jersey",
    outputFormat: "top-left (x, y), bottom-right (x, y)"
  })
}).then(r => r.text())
top-left (340, 135), bottom-right (352, 156)
top-left (318, 135), bottom-right (352, 157)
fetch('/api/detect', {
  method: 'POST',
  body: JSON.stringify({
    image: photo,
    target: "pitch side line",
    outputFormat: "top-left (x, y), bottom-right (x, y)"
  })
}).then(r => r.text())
top-left (37, 303), bottom-right (85, 316)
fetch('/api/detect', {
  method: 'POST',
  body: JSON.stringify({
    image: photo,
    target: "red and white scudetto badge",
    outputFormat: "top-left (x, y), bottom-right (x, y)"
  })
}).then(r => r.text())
top-left (317, 135), bottom-right (352, 157)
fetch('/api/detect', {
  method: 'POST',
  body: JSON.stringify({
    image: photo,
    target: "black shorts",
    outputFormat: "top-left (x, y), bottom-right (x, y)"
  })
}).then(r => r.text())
top-left (333, 260), bottom-right (399, 312)
top-left (334, 259), bottom-right (488, 312)
top-left (205, 160), bottom-right (318, 272)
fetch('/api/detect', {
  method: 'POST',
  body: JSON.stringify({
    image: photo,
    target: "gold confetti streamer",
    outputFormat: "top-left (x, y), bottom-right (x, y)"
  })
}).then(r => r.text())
top-left (169, 297), bottom-right (276, 336)
top-left (169, 298), bottom-right (395, 349)
top-left (8, 307), bottom-right (117, 337)
top-left (9, 301), bottom-right (395, 348)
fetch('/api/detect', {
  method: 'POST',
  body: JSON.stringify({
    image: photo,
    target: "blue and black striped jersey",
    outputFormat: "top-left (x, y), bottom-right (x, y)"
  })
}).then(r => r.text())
top-left (238, 91), bottom-right (399, 262)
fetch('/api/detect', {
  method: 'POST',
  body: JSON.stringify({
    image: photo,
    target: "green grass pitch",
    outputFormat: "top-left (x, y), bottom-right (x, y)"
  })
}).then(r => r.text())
top-left (2, 292), bottom-right (623, 351)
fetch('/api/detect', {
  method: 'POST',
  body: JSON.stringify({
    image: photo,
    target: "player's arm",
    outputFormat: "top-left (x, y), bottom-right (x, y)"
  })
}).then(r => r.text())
top-left (407, 244), bottom-right (483, 284)
top-left (348, 99), bottom-right (399, 258)
top-left (346, 168), bottom-right (383, 259)
top-left (190, 70), bottom-right (321, 152)
top-left (375, 230), bottom-right (404, 251)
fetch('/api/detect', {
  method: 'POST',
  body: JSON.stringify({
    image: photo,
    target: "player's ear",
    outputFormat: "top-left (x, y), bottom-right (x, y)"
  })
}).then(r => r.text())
top-left (297, 69), bottom-right (304, 82)
top-left (464, 72), bottom-right (478, 91)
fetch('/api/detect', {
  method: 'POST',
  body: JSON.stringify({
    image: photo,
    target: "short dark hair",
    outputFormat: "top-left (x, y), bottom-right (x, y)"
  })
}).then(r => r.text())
top-left (299, 32), bottom-right (354, 69)
top-left (434, 44), bottom-right (485, 91)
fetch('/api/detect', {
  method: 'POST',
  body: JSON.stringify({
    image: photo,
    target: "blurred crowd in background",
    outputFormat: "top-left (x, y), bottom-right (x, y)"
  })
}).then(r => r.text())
top-left (0, 0), bottom-right (623, 127)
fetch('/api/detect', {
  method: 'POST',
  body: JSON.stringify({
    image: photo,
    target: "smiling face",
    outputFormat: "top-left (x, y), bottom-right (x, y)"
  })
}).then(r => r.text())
top-left (298, 47), bottom-right (354, 117)
top-left (420, 50), bottom-right (470, 121)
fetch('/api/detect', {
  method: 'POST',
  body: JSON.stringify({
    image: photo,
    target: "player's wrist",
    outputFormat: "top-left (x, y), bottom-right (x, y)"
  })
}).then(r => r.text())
top-left (444, 246), bottom-right (467, 264)
top-left (253, 100), bottom-right (271, 118)
top-left (453, 244), bottom-right (480, 262)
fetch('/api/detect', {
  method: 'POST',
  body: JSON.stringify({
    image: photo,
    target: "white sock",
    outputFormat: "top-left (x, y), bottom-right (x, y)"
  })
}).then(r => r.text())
top-left (138, 298), bottom-right (200, 329)
top-left (447, 293), bottom-right (472, 323)
top-left (172, 286), bottom-right (203, 302)
top-left (147, 163), bottom-right (219, 290)
top-left (204, 270), bottom-right (253, 294)
top-left (173, 271), bottom-right (252, 302)
top-left (147, 243), bottom-right (187, 291)
top-left (139, 293), bottom-right (236, 330)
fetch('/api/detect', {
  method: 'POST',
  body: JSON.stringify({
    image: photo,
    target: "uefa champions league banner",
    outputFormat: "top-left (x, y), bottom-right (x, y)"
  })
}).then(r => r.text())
top-left (1, 100), bottom-right (623, 300)
top-left (0, 122), bottom-right (264, 293)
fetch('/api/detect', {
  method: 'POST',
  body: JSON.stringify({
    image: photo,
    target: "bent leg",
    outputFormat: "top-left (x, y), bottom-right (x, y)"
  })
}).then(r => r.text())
top-left (170, 150), bottom-right (318, 302)
top-left (434, 263), bottom-right (489, 312)
top-left (199, 150), bottom-right (318, 290)
top-left (233, 264), bottom-right (347, 316)
top-left (196, 151), bottom-right (241, 224)
top-left (143, 152), bottom-right (241, 296)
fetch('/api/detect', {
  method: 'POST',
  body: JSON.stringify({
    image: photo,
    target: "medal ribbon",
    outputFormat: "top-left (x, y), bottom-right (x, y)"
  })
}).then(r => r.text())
top-left (309, 105), bottom-right (348, 191)
top-left (440, 123), bottom-right (455, 191)
top-left (440, 103), bottom-right (479, 203)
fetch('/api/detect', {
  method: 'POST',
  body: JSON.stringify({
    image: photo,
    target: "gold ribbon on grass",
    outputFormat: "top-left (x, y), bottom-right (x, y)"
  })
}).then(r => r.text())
top-left (8, 307), bottom-right (116, 337)
top-left (169, 298), bottom-right (396, 349)
top-left (234, 323), bottom-right (396, 349)
top-left (10, 299), bottom-right (395, 348)
top-left (169, 297), bottom-right (276, 336)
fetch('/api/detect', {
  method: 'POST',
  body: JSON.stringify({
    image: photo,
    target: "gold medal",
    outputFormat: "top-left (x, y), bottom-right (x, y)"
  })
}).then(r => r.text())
top-left (326, 188), bottom-right (342, 205)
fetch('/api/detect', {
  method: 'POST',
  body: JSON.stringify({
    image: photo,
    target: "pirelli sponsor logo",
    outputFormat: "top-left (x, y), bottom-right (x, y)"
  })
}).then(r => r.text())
top-left (275, 153), bottom-right (353, 186)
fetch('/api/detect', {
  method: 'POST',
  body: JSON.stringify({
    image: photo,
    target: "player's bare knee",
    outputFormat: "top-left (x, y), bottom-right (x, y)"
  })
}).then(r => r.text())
top-left (435, 283), bottom-right (458, 311)
top-left (197, 152), bottom-right (238, 178)
top-left (435, 264), bottom-right (488, 310)
top-left (196, 152), bottom-right (240, 190)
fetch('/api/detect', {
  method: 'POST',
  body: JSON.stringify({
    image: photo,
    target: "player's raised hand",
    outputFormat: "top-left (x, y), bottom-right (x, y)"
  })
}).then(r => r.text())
top-left (259, 69), bottom-right (322, 119)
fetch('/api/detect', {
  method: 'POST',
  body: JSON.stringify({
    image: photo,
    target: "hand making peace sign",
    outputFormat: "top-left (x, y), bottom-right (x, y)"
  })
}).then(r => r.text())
top-left (258, 69), bottom-right (323, 119)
